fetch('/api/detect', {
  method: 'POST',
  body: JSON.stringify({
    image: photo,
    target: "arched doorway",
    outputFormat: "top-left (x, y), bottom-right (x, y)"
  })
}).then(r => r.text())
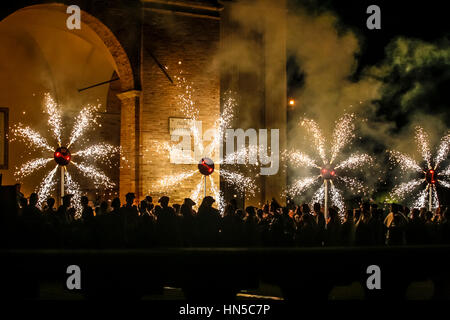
top-left (0, 3), bottom-right (137, 204)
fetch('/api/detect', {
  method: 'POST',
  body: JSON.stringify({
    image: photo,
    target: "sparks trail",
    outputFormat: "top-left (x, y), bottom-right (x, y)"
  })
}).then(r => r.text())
top-left (389, 126), bottom-right (450, 210)
top-left (12, 94), bottom-right (119, 215)
top-left (286, 113), bottom-right (373, 216)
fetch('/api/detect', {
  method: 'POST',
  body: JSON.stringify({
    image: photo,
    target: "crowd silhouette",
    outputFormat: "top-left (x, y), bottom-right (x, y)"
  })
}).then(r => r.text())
top-left (4, 188), bottom-right (450, 249)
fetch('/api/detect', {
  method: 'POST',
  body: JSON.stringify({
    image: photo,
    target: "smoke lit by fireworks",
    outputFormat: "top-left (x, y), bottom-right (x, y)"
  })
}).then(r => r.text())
top-left (286, 113), bottom-right (373, 214)
top-left (11, 94), bottom-right (119, 215)
top-left (388, 126), bottom-right (450, 209)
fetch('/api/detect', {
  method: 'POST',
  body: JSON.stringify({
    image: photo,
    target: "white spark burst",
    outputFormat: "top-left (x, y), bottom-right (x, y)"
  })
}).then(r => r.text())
top-left (36, 165), bottom-right (58, 208)
top-left (72, 143), bottom-right (120, 167)
top-left (64, 169), bottom-right (82, 216)
top-left (300, 118), bottom-right (327, 164)
top-left (68, 104), bottom-right (100, 148)
top-left (284, 150), bottom-right (320, 169)
top-left (13, 94), bottom-right (118, 215)
top-left (331, 113), bottom-right (355, 164)
top-left (11, 125), bottom-right (54, 152)
top-left (389, 126), bottom-right (450, 209)
top-left (389, 179), bottom-right (423, 202)
top-left (388, 150), bottom-right (423, 173)
top-left (287, 113), bottom-right (372, 214)
top-left (330, 181), bottom-right (345, 214)
top-left (287, 176), bottom-right (320, 197)
top-left (434, 132), bottom-right (450, 170)
top-left (415, 126), bottom-right (432, 169)
top-left (16, 158), bottom-right (53, 179)
top-left (72, 161), bottom-right (115, 189)
top-left (335, 153), bottom-right (373, 170)
top-left (43, 93), bottom-right (62, 146)
top-left (158, 170), bottom-right (198, 190)
top-left (154, 75), bottom-right (257, 208)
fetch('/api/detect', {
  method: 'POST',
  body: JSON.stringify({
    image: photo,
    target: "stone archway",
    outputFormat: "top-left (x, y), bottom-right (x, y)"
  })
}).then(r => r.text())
top-left (0, 3), bottom-right (140, 201)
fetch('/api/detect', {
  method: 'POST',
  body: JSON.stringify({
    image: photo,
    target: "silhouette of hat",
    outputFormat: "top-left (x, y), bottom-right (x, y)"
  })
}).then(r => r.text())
top-left (203, 196), bottom-right (215, 205)
top-left (184, 198), bottom-right (196, 206)
top-left (125, 192), bottom-right (135, 199)
top-left (158, 196), bottom-right (169, 203)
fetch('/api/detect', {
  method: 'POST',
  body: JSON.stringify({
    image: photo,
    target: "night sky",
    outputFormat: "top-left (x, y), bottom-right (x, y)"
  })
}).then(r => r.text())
top-left (288, 0), bottom-right (450, 130)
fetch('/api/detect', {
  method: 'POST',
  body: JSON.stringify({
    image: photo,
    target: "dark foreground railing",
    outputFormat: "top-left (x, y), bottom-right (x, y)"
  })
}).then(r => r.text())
top-left (1, 246), bottom-right (450, 300)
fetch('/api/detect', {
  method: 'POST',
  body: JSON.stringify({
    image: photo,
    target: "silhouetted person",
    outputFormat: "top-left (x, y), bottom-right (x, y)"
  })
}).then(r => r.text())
top-left (221, 203), bottom-right (244, 246)
top-left (424, 210), bottom-right (437, 244)
top-left (405, 208), bottom-right (425, 244)
top-left (340, 209), bottom-right (355, 246)
top-left (23, 193), bottom-right (41, 218)
top-left (355, 202), bottom-right (374, 246)
top-left (325, 207), bottom-right (341, 246)
top-left (180, 198), bottom-right (197, 247)
top-left (156, 196), bottom-right (179, 246)
top-left (243, 206), bottom-right (261, 246)
top-left (43, 198), bottom-right (56, 216)
top-left (81, 196), bottom-right (94, 223)
top-left (119, 193), bottom-right (139, 246)
top-left (196, 196), bottom-right (221, 246)
top-left (384, 203), bottom-right (407, 245)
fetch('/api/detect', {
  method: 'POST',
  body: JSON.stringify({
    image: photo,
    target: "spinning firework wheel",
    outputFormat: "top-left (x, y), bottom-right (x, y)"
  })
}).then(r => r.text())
top-left (12, 93), bottom-right (119, 214)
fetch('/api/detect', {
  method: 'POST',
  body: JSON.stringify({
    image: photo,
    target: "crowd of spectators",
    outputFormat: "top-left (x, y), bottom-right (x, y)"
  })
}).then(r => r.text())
top-left (4, 190), bottom-right (450, 249)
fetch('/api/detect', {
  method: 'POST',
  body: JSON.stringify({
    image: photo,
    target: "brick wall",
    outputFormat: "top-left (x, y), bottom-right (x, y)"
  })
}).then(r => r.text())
top-left (140, 9), bottom-right (220, 205)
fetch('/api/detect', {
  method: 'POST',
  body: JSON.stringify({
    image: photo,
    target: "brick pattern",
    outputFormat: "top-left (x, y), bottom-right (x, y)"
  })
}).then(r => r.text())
top-left (140, 10), bottom-right (220, 205)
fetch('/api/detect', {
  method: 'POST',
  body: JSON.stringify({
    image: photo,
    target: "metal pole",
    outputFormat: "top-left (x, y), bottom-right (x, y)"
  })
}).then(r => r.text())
top-left (60, 166), bottom-right (65, 205)
top-left (324, 179), bottom-right (328, 229)
top-left (429, 184), bottom-right (432, 212)
top-left (204, 175), bottom-right (207, 198)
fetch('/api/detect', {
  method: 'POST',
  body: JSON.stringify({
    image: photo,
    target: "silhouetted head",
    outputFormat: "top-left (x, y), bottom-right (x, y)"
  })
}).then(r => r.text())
top-left (270, 198), bottom-right (280, 212)
top-left (81, 196), bottom-right (89, 207)
top-left (20, 197), bottom-right (28, 208)
top-left (390, 203), bottom-right (399, 214)
top-left (158, 196), bottom-right (170, 208)
top-left (301, 203), bottom-right (310, 215)
top-left (140, 200), bottom-right (147, 211)
top-left (256, 208), bottom-right (263, 218)
top-left (246, 206), bottom-right (256, 217)
top-left (145, 195), bottom-right (152, 204)
top-left (361, 201), bottom-right (370, 214)
top-left (125, 193), bottom-right (135, 205)
top-left (111, 197), bottom-right (121, 210)
top-left (46, 197), bottom-right (55, 209)
top-left (313, 202), bottom-right (321, 213)
top-left (100, 201), bottom-right (108, 214)
top-left (411, 208), bottom-right (420, 219)
top-left (183, 198), bottom-right (196, 208)
top-left (201, 196), bottom-right (215, 208)
top-left (29, 193), bottom-right (38, 207)
top-left (328, 207), bottom-right (338, 221)
top-left (62, 194), bottom-right (73, 207)
top-left (224, 204), bottom-right (234, 217)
